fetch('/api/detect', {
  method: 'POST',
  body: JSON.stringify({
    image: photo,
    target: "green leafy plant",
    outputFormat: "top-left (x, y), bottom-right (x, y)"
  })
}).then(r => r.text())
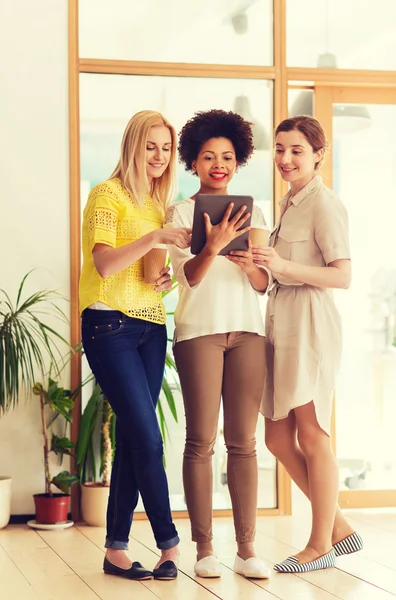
top-left (158, 279), bottom-right (180, 444)
top-left (75, 384), bottom-right (115, 485)
top-left (158, 351), bottom-right (179, 444)
top-left (33, 372), bottom-right (79, 496)
top-left (0, 272), bottom-right (78, 497)
top-left (0, 272), bottom-right (69, 415)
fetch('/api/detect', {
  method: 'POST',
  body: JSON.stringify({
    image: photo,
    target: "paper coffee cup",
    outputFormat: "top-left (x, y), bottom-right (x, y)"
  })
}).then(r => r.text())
top-left (143, 245), bottom-right (168, 284)
top-left (249, 227), bottom-right (270, 247)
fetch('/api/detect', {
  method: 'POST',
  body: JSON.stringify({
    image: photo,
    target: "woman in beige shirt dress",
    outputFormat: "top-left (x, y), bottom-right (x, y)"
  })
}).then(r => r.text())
top-left (254, 116), bottom-right (363, 573)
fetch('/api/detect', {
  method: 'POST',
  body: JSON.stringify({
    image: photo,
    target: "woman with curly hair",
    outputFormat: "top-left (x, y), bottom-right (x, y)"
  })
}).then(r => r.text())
top-left (165, 109), bottom-right (271, 579)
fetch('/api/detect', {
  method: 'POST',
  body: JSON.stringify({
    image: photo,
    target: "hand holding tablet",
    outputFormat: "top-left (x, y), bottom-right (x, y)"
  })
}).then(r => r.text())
top-left (191, 194), bottom-right (254, 256)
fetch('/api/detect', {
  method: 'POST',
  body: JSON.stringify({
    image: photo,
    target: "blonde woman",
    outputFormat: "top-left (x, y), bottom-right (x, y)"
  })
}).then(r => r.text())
top-left (80, 111), bottom-right (191, 581)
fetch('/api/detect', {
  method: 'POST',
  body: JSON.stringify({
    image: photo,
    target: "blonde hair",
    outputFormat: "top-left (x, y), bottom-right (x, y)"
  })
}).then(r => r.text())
top-left (110, 110), bottom-right (177, 212)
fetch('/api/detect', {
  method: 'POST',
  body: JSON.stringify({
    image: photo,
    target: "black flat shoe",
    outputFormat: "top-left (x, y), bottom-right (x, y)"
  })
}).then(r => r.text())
top-left (152, 560), bottom-right (178, 580)
top-left (103, 557), bottom-right (153, 580)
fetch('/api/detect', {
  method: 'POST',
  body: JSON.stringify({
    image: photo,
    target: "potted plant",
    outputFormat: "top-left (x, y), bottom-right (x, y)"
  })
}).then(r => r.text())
top-left (31, 373), bottom-right (79, 527)
top-left (76, 383), bottom-right (115, 526)
top-left (0, 272), bottom-right (70, 528)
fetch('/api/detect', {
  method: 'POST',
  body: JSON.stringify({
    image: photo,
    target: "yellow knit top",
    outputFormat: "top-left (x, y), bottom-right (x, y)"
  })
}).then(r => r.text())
top-left (79, 178), bottom-right (166, 324)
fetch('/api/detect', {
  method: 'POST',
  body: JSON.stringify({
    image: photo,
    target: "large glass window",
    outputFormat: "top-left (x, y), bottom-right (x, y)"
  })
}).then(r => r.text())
top-left (79, 0), bottom-right (273, 66)
top-left (80, 72), bottom-right (277, 511)
top-left (287, 0), bottom-right (396, 71)
top-left (332, 103), bottom-right (396, 491)
top-left (75, 0), bottom-right (396, 514)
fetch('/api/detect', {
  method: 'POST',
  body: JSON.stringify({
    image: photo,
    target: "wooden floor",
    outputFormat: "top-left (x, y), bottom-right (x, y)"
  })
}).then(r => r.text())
top-left (1, 508), bottom-right (396, 600)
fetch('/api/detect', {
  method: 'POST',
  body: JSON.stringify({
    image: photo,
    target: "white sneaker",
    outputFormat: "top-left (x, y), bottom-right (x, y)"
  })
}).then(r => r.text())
top-left (194, 555), bottom-right (222, 578)
top-left (234, 554), bottom-right (271, 579)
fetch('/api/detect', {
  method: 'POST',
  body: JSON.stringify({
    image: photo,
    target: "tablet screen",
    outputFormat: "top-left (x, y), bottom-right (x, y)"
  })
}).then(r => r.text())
top-left (191, 194), bottom-right (254, 256)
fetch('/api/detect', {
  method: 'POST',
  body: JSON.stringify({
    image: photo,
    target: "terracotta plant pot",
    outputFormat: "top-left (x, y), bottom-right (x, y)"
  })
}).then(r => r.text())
top-left (33, 493), bottom-right (70, 524)
top-left (81, 482), bottom-right (110, 526)
top-left (0, 476), bottom-right (12, 529)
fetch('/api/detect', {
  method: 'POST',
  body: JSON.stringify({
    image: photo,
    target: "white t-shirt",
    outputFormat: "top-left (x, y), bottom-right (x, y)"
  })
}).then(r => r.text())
top-left (166, 198), bottom-right (268, 344)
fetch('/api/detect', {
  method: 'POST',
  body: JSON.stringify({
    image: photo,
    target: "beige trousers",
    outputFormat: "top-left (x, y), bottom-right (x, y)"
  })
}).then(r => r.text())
top-left (173, 332), bottom-right (266, 543)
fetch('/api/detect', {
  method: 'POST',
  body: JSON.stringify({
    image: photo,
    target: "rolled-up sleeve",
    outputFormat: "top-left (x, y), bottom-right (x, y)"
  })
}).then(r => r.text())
top-left (314, 196), bottom-right (351, 264)
top-left (165, 205), bottom-right (200, 290)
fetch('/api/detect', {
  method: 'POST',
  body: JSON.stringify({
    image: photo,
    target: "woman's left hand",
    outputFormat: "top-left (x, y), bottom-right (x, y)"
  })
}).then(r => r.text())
top-left (252, 247), bottom-right (287, 274)
top-left (226, 240), bottom-right (256, 274)
top-left (154, 267), bottom-right (173, 292)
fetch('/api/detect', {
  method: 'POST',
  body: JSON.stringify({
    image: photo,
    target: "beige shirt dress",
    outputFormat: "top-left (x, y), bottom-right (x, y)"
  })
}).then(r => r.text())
top-left (261, 176), bottom-right (351, 435)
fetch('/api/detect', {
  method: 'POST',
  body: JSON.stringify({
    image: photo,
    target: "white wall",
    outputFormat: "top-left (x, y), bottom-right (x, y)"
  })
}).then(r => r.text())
top-left (0, 0), bottom-right (70, 514)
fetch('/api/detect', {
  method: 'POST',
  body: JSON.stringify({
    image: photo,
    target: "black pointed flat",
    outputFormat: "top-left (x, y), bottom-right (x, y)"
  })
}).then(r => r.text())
top-left (103, 557), bottom-right (153, 580)
top-left (152, 560), bottom-right (178, 580)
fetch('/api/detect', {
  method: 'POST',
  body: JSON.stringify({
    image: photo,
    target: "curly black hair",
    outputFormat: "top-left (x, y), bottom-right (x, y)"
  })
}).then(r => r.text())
top-left (178, 109), bottom-right (254, 173)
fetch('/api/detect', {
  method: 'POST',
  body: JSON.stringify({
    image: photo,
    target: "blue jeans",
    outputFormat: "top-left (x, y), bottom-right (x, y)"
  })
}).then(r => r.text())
top-left (81, 309), bottom-right (179, 551)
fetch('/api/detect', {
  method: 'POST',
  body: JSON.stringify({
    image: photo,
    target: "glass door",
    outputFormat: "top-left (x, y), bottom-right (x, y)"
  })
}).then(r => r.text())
top-left (315, 86), bottom-right (396, 508)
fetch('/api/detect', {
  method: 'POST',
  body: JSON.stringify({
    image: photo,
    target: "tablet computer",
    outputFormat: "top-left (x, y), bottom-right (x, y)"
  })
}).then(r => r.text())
top-left (190, 194), bottom-right (254, 256)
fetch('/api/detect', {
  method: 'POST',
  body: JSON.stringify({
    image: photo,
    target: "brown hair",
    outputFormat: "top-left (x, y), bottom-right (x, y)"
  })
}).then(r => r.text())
top-left (110, 110), bottom-right (177, 212)
top-left (275, 116), bottom-right (328, 169)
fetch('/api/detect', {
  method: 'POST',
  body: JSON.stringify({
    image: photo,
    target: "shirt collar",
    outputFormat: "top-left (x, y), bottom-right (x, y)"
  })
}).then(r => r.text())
top-left (280, 175), bottom-right (323, 208)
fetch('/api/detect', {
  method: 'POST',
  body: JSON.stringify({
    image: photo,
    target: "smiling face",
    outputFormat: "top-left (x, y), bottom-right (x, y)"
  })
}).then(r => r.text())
top-left (274, 129), bottom-right (323, 192)
top-left (192, 137), bottom-right (238, 194)
top-left (145, 125), bottom-right (172, 183)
